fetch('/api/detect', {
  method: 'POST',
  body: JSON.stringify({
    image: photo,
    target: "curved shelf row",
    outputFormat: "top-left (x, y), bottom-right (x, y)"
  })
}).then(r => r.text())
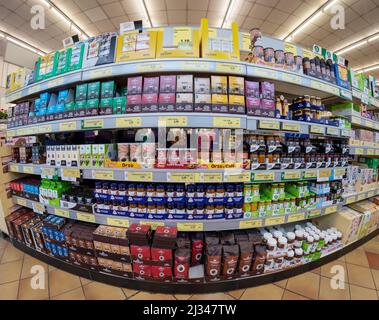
top-left (9, 227), bottom-right (379, 293)
top-left (352, 88), bottom-right (379, 109)
top-left (349, 146), bottom-right (379, 156)
top-left (6, 58), bottom-right (353, 104)
top-left (8, 163), bottom-right (348, 184)
top-left (6, 113), bottom-right (352, 138)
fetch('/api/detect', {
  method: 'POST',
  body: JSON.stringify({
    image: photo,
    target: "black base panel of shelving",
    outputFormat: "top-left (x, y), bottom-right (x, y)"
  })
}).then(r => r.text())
top-left (12, 229), bottom-right (379, 294)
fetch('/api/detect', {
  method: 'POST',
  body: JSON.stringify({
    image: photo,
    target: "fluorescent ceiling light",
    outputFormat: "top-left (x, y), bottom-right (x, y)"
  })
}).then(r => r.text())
top-left (0, 32), bottom-right (4, 38)
top-left (222, 0), bottom-right (237, 29)
top-left (334, 31), bottom-right (379, 55)
top-left (140, 0), bottom-right (152, 28)
top-left (283, 0), bottom-right (338, 41)
top-left (336, 40), bottom-right (367, 55)
top-left (364, 65), bottom-right (379, 72)
top-left (368, 34), bottom-right (379, 42)
top-left (355, 63), bottom-right (379, 74)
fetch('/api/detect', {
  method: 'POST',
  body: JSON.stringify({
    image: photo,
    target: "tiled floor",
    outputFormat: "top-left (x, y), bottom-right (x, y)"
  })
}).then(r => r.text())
top-left (1, 236), bottom-right (379, 300)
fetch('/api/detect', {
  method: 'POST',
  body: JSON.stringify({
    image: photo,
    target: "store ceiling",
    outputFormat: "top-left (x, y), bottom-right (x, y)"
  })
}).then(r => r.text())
top-left (0, 0), bottom-right (378, 79)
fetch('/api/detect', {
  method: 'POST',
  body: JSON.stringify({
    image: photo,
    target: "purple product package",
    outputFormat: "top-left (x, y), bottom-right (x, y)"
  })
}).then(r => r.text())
top-left (158, 93), bottom-right (176, 112)
top-left (128, 77), bottom-right (143, 95)
top-left (141, 93), bottom-right (159, 112)
top-left (245, 81), bottom-right (260, 98)
top-left (160, 76), bottom-right (177, 93)
top-left (126, 95), bottom-right (142, 113)
top-left (143, 77), bottom-right (160, 94)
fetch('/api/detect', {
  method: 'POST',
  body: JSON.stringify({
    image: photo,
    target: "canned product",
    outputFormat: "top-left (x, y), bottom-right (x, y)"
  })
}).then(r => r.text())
top-left (264, 47), bottom-right (275, 63)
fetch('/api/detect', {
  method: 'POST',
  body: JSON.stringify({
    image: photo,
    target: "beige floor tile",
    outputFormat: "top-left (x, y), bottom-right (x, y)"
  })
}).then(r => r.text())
top-left (49, 269), bottom-right (81, 297)
top-left (240, 284), bottom-right (284, 300)
top-left (129, 291), bottom-right (176, 300)
top-left (21, 258), bottom-right (48, 280)
top-left (274, 279), bottom-right (288, 289)
top-left (0, 248), bottom-right (4, 260)
top-left (371, 269), bottom-right (379, 290)
top-left (48, 264), bottom-right (57, 272)
top-left (346, 264), bottom-right (376, 289)
top-left (174, 294), bottom-right (193, 300)
top-left (363, 240), bottom-right (379, 254)
top-left (286, 272), bottom-right (320, 299)
top-left (190, 293), bottom-right (235, 300)
top-left (0, 260), bottom-right (22, 285)
top-left (310, 267), bottom-right (321, 275)
top-left (227, 289), bottom-right (245, 299)
top-left (79, 277), bottom-right (92, 286)
top-left (319, 276), bottom-right (350, 300)
top-left (0, 245), bottom-right (24, 264)
top-left (345, 249), bottom-right (370, 267)
top-left (51, 287), bottom-right (85, 300)
top-left (0, 280), bottom-right (19, 300)
top-left (350, 284), bottom-right (378, 300)
top-left (282, 290), bottom-right (309, 300)
top-left (83, 282), bottom-right (126, 300)
top-left (0, 238), bottom-right (8, 249)
top-left (122, 288), bottom-right (139, 298)
top-left (320, 261), bottom-right (348, 279)
top-left (18, 277), bottom-right (49, 300)
top-left (336, 255), bottom-right (346, 262)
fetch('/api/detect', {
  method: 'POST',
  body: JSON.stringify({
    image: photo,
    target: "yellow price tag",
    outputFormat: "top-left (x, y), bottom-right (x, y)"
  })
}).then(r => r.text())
top-left (252, 68), bottom-right (279, 80)
top-left (32, 202), bottom-right (45, 214)
top-left (325, 206), bottom-right (337, 215)
top-left (225, 172), bottom-right (251, 182)
top-left (287, 213), bottom-right (306, 223)
top-left (308, 209), bottom-right (321, 218)
top-left (126, 172), bottom-right (153, 182)
top-left (159, 116), bottom-right (188, 127)
top-left (93, 170), bottom-right (114, 180)
top-left (357, 193), bottom-right (366, 201)
top-left (181, 61), bottom-right (211, 72)
top-left (177, 222), bottom-right (203, 232)
top-left (107, 218), bottom-right (129, 228)
top-left (89, 67), bottom-right (113, 79)
top-left (355, 148), bottom-right (364, 155)
top-left (215, 63), bottom-right (245, 75)
top-left (318, 169), bottom-right (332, 181)
top-left (61, 168), bottom-right (81, 179)
top-left (283, 171), bottom-right (301, 180)
top-left (7, 130), bottom-right (16, 138)
top-left (168, 172), bottom-right (195, 183)
top-left (252, 172), bottom-right (274, 182)
top-left (334, 168), bottom-right (346, 178)
top-left (282, 122), bottom-right (300, 132)
top-left (77, 213), bottom-right (96, 223)
top-left (375, 149), bottom-right (379, 156)
top-left (9, 164), bottom-right (19, 172)
top-left (302, 49), bottom-right (315, 59)
top-left (213, 117), bottom-right (241, 128)
top-left (310, 125), bottom-right (325, 134)
top-left (265, 216), bottom-right (285, 226)
top-left (38, 125), bottom-right (52, 134)
top-left (140, 221), bottom-right (165, 230)
top-left (59, 121), bottom-right (77, 131)
top-left (241, 32), bottom-right (251, 51)
top-left (54, 208), bottom-right (70, 218)
top-left (303, 170), bottom-right (317, 179)
top-left (137, 62), bottom-right (164, 73)
top-left (368, 191), bottom-right (374, 198)
top-left (23, 166), bottom-right (34, 174)
top-left (327, 127), bottom-right (339, 136)
top-left (82, 119), bottom-right (104, 129)
top-left (284, 42), bottom-right (298, 55)
top-left (116, 117), bottom-right (142, 128)
top-left (16, 198), bottom-right (27, 207)
top-left (41, 167), bottom-right (56, 179)
top-left (282, 73), bottom-right (302, 85)
top-left (259, 120), bottom-right (280, 130)
top-left (195, 172), bottom-right (223, 183)
top-left (341, 129), bottom-right (351, 137)
top-left (367, 149), bottom-right (374, 155)
top-left (345, 196), bottom-right (356, 204)
top-left (239, 219), bottom-right (263, 229)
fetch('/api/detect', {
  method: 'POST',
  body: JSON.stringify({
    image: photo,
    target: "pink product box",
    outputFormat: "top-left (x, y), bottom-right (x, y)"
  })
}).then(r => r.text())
top-left (158, 93), bottom-right (176, 112)
top-left (160, 76), bottom-right (176, 93)
top-left (245, 81), bottom-right (260, 98)
top-left (141, 93), bottom-right (159, 112)
top-left (128, 77), bottom-right (143, 95)
top-left (246, 96), bottom-right (260, 115)
top-left (143, 77), bottom-right (160, 94)
top-left (126, 95), bottom-right (142, 113)
top-left (261, 81), bottom-right (275, 101)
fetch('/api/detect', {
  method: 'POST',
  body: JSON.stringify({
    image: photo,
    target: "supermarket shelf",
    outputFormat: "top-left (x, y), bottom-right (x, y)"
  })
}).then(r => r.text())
top-left (5, 59), bottom-right (353, 104)
top-left (8, 163), bottom-right (348, 183)
top-left (349, 146), bottom-right (379, 156)
top-left (12, 195), bottom-right (343, 232)
top-left (346, 111), bottom-right (379, 132)
top-left (6, 113), bottom-right (351, 138)
top-left (352, 88), bottom-right (379, 109)
top-left (343, 187), bottom-right (379, 205)
top-left (10, 227), bottom-right (379, 294)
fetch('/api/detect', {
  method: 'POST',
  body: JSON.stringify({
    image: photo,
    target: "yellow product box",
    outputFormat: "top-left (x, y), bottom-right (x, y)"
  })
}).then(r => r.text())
top-left (211, 94), bottom-right (228, 104)
top-left (228, 95), bottom-right (245, 106)
top-left (211, 75), bottom-right (228, 94)
top-left (156, 27), bottom-right (200, 58)
top-left (228, 76), bottom-right (245, 95)
top-left (115, 31), bottom-right (157, 62)
top-left (200, 18), bottom-right (240, 61)
top-left (5, 72), bottom-right (16, 93)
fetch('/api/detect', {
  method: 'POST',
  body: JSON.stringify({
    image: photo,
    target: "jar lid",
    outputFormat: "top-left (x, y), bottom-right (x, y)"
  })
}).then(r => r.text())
top-left (295, 230), bottom-right (304, 238)
top-left (273, 231), bottom-right (283, 238)
top-left (307, 236), bottom-right (314, 242)
top-left (313, 234), bottom-right (320, 241)
top-left (263, 232), bottom-right (273, 240)
top-left (287, 232), bottom-right (296, 241)
top-left (267, 238), bottom-right (277, 247)
top-left (278, 237), bottom-right (287, 245)
top-left (295, 248), bottom-right (303, 255)
top-left (287, 250), bottom-right (295, 258)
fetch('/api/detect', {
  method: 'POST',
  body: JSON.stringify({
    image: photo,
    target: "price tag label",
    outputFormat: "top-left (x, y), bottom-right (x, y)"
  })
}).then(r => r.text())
top-left (239, 219), bottom-right (263, 229)
top-left (357, 193), bottom-right (366, 201)
top-left (32, 202), bottom-right (45, 214)
top-left (16, 198), bottom-right (27, 207)
top-left (310, 125), bottom-right (325, 134)
top-left (59, 121), bottom-right (77, 131)
top-left (354, 148), bottom-right (364, 155)
top-left (9, 164), bottom-right (19, 172)
top-left (47, 77), bottom-right (64, 88)
top-left (41, 167), bottom-right (56, 179)
top-left (367, 149), bottom-right (374, 155)
top-left (327, 127), bottom-right (339, 136)
top-left (224, 172), bottom-right (251, 182)
top-left (252, 172), bottom-right (274, 182)
top-left (341, 129), bottom-right (351, 137)
top-left (376, 149), bottom-right (379, 156)
top-left (303, 170), bottom-right (317, 179)
top-left (368, 191), bottom-right (375, 198)
top-left (259, 120), bottom-right (280, 130)
top-left (282, 171), bottom-right (301, 181)
top-left (317, 169), bottom-right (332, 181)
top-left (308, 209), bottom-right (321, 218)
top-left (89, 67), bottom-right (113, 79)
top-left (302, 49), bottom-right (315, 59)
top-left (181, 61), bottom-right (211, 72)
top-left (125, 172), bottom-right (153, 182)
top-left (92, 170), bottom-right (114, 180)
top-left (23, 166), bottom-right (34, 174)
top-left (137, 62), bottom-right (164, 73)
top-left (82, 119), bottom-right (104, 129)
top-left (287, 213), bottom-right (306, 223)
top-left (38, 125), bottom-right (52, 134)
top-left (345, 196), bottom-right (356, 204)
top-left (54, 208), bottom-right (70, 218)
top-left (76, 213), bottom-right (96, 223)
top-left (325, 206), bottom-right (337, 215)
top-left (6, 130), bottom-right (16, 138)
top-left (282, 122), bottom-right (300, 132)
top-left (28, 84), bottom-right (41, 95)
top-left (213, 117), bottom-right (241, 128)
top-left (265, 216), bottom-right (285, 226)
top-left (195, 172), bottom-right (223, 183)
top-left (167, 172), bottom-right (195, 183)
top-left (215, 63), bottom-right (245, 74)
top-left (340, 88), bottom-right (353, 100)
top-left (282, 73), bottom-right (302, 85)
top-left (284, 42), bottom-right (298, 56)
top-left (159, 116), bottom-right (188, 127)
top-left (116, 117), bottom-right (142, 128)
top-left (7, 91), bottom-right (23, 103)
top-left (107, 218), bottom-right (129, 228)
top-left (177, 222), bottom-right (203, 232)
top-left (333, 168), bottom-right (346, 180)
top-left (349, 140), bottom-right (360, 146)
top-left (140, 221), bottom-right (165, 230)
top-left (61, 168), bottom-right (81, 181)
top-left (251, 67), bottom-right (279, 80)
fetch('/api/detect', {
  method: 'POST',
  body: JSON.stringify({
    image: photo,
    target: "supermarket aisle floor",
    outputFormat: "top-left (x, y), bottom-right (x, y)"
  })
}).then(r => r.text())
top-left (1, 236), bottom-right (379, 300)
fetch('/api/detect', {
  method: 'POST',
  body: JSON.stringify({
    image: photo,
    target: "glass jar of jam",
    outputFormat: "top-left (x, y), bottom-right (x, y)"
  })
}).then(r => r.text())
top-left (176, 185), bottom-right (185, 197)
top-left (206, 185), bottom-right (216, 198)
top-left (128, 184), bottom-right (136, 196)
top-left (216, 185), bottom-right (225, 198)
top-left (196, 184), bottom-right (205, 197)
top-left (166, 185), bottom-right (174, 197)
top-left (146, 184), bottom-right (155, 197)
